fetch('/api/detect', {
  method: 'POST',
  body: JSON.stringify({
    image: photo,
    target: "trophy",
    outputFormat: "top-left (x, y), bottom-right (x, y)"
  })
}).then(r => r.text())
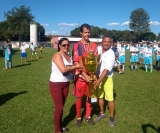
top-left (82, 49), bottom-right (101, 103)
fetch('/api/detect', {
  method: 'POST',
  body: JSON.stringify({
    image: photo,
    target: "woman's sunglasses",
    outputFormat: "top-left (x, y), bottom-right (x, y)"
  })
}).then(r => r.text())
top-left (61, 44), bottom-right (70, 47)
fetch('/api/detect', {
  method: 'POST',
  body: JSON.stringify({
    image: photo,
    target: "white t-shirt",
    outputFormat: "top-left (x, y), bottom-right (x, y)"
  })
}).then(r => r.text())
top-left (118, 47), bottom-right (125, 56)
top-left (30, 45), bottom-right (35, 52)
top-left (20, 46), bottom-right (26, 53)
top-left (139, 47), bottom-right (144, 54)
top-left (96, 48), bottom-right (115, 78)
top-left (155, 47), bottom-right (160, 55)
top-left (50, 53), bottom-right (73, 82)
top-left (97, 45), bottom-right (102, 55)
top-left (130, 46), bottom-right (139, 56)
top-left (143, 47), bottom-right (153, 57)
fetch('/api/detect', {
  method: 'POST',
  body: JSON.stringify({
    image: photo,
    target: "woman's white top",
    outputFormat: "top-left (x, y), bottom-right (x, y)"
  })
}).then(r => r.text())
top-left (50, 52), bottom-right (73, 82)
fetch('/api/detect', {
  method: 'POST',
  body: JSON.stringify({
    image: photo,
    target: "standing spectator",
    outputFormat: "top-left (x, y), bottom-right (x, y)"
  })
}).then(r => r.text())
top-left (138, 44), bottom-right (144, 66)
top-left (20, 42), bottom-right (27, 63)
top-left (94, 36), bottom-right (115, 126)
top-left (130, 42), bottom-right (139, 70)
top-left (155, 43), bottom-right (160, 71)
top-left (111, 42), bottom-right (123, 74)
top-left (39, 45), bottom-right (43, 54)
top-left (143, 42), bottom-right (154, 73)
top-left (118, 42), bottom-right (128, 72)
top-left (30, 43), bottom-right (39, 59)
top-left (72, 23), bottom-right (97, 127)
top-left (50, 38), bottom-right (83, 133)
top-left (3, 40), bottom-right (12, 70)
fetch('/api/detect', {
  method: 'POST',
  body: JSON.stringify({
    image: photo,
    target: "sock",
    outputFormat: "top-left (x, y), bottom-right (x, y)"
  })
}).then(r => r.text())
top-left (76, 99), bottom-right (82, 118)
top-left (122, 65), bottom-right (124, 70)
top-left (135, 66), bottom-right (137, 69)
top-left (145, 65), bottom-right (148, 71)
top-left (150, 65), bottom-right (153, 71)
top-left (156, 61), bottom-right (158, 67)
top-left (131, 65), bottom-right (133, 69)
top-left (86, 101), bottom-right (92, 119)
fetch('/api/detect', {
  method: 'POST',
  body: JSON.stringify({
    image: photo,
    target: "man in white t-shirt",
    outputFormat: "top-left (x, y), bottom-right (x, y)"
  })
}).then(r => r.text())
top-left (155, 43), bottom-right (160, 71)
top-left (30, 43), bottom-right (39, 59)
top-left (94, 36), bottom-right (115, 127)
top-left (20, 42), bottom-right (27, 63)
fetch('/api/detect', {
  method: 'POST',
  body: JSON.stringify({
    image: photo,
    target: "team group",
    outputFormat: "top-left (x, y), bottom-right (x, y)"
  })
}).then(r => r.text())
top-left (97, 41), bottom-right (160, 74)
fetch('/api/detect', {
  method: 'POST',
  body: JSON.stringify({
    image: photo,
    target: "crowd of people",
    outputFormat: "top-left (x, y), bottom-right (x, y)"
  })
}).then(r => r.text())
top-left (2, 41), bottom-right (44, 69)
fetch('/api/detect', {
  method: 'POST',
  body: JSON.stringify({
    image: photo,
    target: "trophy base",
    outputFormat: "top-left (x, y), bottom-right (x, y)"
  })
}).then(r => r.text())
top-left (88, 97), bottom-right (97, 104)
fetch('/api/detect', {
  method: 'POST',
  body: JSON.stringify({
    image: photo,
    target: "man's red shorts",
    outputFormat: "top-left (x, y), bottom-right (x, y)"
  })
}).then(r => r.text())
top-left (72, 79), bottom-right (89, 98)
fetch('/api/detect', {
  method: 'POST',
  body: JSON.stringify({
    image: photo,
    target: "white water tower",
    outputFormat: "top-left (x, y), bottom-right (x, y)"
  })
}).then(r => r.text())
top-left (30, 21), bottom-right (37, 46)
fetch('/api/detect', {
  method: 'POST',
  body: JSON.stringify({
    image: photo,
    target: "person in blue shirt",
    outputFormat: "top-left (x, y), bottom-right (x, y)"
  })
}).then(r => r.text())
top-left (111, 42), bottom-right (123, 74)
top-left (3, 40), bottom-right (12, 70)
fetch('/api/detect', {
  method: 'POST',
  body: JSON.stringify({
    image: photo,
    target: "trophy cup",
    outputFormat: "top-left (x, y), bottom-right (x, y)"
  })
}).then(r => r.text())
top-left (82, 50), bottom-right (101, 103)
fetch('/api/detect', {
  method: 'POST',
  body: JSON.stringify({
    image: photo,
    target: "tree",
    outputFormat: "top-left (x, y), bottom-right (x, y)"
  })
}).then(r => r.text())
top-left (157, 33), bottom-right (160, 41)
top-left (4, 5), bottom-right (34, 46)
top-left (142, 32), bottom-right (156, 41)
top-left (129, 8), bottom-right (150, 42)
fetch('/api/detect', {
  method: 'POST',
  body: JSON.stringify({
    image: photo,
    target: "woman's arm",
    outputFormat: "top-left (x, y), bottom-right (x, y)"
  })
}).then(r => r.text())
top-left (53, 53), bottom-right (82, 74)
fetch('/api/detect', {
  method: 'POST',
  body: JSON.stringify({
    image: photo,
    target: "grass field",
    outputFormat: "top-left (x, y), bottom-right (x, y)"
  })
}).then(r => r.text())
top-left (0, 48), bottom-right (160, 133)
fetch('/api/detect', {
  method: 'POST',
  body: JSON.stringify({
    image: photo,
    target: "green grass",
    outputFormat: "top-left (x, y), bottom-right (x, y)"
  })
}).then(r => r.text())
top-left (0, 48), bottom-right (160, 133)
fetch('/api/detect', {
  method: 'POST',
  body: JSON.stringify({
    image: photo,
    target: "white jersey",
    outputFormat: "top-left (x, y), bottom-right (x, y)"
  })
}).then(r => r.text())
top-left (155, 47), bottom-right (160, 56)
top-left (118, 47), bottom-right (125, 56)
top-left (97, 45), bottom-right (102, 55)
top-left (30, 45), bottom-right (35, 52)
top-left (143, 47), bottom-right (153, 57)
top-left (130, 47), bottom-right (139, 56)
top-left (96, 48), bottom-right (115, 78)
top-left (50, 53), bottom-right (73, 82)
top-left (139, 47), bottom-right (144, 54)
top-left (20, 46), bottom-right (26, 53)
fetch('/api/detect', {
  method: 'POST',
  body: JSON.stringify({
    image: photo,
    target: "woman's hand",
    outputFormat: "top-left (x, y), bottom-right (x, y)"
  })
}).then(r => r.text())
top-left (74, 64), bottom-right (83, 69)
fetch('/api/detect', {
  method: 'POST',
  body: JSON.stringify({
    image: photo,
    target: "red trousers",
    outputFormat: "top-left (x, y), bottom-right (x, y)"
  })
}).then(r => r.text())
top-left (50, 81), bottom-right (69, 133)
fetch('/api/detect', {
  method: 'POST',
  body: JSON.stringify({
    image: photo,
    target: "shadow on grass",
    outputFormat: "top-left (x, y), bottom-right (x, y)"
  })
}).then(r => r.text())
top-left (26, 60), bottom-right (38, 62)
top-left (0, 91), bottom-right (28, 106)
top-left (13, 63), bottom-right (31, 68)
top-left (141, 124), bottom-right (160, 133)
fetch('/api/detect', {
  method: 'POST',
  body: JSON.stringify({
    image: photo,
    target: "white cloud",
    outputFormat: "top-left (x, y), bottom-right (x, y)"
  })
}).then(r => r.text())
top-left (58, 23), bottom-right (78, 26)
top-left (121, 21), bottom-right (130, 26)
top-left (107, 22), bottom-right (120, 26)
top-left (45, 31), bottom-right (58, 35)
top-left (149, 21), bottom-right (160, 26)
top-left (52, 31), bottom-right (58, 34)
top-left (60, 27), bottom-right (67, 30)
top-left (41, 23), bottom-right (49, 26)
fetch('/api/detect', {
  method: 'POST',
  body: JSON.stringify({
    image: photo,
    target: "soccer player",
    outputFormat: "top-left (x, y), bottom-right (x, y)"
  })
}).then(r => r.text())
top-left (20, 42), bottom-right (27, 63)
top-left (118, 42), bottom-right (127, 72)
top-left (30, 43), bottom-right (39, 59)
top-left (72, 23), bottom-right (97, 127)
top-left (143, 42), bottom-right (154, 73)
top-left (94, 36), bottom-right (115, 126)
top-left (130, 42), bottom-right (139, 70)
top-left (155, 43), bottom-right (160, 71)
top-left (138, 44), bottom-right (144, 66)
top-left (111, 42), bottom-right (123, 74)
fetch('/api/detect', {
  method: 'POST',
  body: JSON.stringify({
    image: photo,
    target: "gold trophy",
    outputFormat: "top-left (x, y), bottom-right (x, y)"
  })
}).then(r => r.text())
top-left (82, 49), bottom-right (101, 103)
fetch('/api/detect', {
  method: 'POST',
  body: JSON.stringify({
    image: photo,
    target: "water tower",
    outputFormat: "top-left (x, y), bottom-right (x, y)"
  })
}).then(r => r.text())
top-left (30, 21), bottom-right (37, 46)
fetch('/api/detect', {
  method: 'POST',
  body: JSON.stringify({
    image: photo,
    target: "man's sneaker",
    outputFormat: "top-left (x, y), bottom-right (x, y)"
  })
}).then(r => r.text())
top-left (119, 71), bottom-right (123, 74)
top-left (76, 119), bottom-right (81, 127)
top-left (145, 70), bottom-right (148, 72)
top-left (94, 113), bottom-right (106, 121)
top-left (150, 70), bottom-right (152, 73)
top-left (86, 118), bottom-right (95, 125)
top-left (109, 117), bottom-right (115, 127)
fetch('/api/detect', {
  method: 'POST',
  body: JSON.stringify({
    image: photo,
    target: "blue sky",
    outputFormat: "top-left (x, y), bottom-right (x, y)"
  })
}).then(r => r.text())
top-left (0, 0), bottom-right (160, 35)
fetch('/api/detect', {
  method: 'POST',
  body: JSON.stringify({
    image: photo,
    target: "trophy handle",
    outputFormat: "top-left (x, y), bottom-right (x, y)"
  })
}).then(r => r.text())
top-left (82, 56), bottom-right (86, 68)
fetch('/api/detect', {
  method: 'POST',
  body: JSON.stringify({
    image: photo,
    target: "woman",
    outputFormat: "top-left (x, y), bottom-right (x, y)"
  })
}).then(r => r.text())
top-left (49, 38), bottom-right (83, 133)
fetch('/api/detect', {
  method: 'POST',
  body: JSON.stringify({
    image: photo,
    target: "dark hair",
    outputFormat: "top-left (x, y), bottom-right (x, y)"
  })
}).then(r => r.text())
top-left (58, 38), bottom-right (69, 52)
top-left (147, 42), bottom-right (151, 45)
top-left (102, 36), bottom-right (111, 41)
top-left (80, 23), bottom-right (90, 32)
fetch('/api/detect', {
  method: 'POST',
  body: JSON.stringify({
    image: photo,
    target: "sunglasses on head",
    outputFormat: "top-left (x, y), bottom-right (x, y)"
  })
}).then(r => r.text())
top-left (61, 44), bottom-right (70, 47)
